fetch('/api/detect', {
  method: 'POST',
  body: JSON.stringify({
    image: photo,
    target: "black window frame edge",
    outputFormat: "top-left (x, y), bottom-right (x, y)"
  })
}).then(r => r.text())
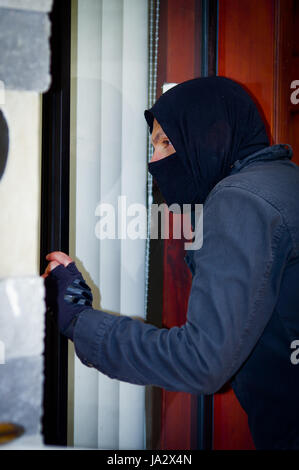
top-left (40, 0), bottom-right (71, 446)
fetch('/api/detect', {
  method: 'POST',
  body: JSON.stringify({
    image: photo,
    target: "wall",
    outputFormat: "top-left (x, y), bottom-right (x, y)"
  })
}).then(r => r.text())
top-left (0, 91), bottom-right (42, 277)
top-left (0, 0), bottom-right (52, 277)
top-left (0, 0), bottom-right (53, 448)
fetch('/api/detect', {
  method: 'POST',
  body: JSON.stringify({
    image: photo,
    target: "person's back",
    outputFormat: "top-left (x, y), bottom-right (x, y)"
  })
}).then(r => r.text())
top-left (216, 152), bottom-right (299, 449)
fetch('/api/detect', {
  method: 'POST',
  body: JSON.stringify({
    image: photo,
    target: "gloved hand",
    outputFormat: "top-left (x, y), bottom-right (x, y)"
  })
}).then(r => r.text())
top-left (44, 260), bottom-right (93, 341)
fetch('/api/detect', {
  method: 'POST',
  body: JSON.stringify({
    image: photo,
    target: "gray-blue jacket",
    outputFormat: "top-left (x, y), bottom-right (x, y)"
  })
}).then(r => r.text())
top-left (74, 144), bottom-right (299, 449)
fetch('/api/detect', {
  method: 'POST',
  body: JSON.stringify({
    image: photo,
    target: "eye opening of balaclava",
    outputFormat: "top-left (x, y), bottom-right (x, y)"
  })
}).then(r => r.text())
top-left (145, 76), bottom-right (270, 207)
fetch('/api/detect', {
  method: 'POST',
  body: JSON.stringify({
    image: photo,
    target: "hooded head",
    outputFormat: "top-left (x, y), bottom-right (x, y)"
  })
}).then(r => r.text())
top-left (145, 76), bottom-right (270, 206)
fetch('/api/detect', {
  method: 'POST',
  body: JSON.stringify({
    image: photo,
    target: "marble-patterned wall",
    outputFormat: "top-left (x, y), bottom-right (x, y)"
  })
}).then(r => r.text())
top-left (0, 91), bottom-right (42, 278)
top-left (0, 276), bottom-right (45, 445)
top-left (0, 0), bottom-right (53, 448)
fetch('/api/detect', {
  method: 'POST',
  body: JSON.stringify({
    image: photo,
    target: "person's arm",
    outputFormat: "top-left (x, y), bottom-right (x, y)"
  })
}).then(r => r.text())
top-left (70, 186), bottom-right (291, 394)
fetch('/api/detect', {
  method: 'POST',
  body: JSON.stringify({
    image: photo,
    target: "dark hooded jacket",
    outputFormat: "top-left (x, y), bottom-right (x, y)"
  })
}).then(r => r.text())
top-left (73, 77), bottom-right (299, 450)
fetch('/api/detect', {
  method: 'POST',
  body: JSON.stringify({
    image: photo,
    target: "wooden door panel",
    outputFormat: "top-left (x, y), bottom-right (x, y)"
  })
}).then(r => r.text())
top-left (218, 0), bottom-right (275, 140)
top-left (216, 0), bottom-right (278, 450)
top-left (152, 0), bottom-right (299, 450)
top-left (156, 0), bottom-right (201, 450)
top-left (215, 0), bottom-right (299, 450)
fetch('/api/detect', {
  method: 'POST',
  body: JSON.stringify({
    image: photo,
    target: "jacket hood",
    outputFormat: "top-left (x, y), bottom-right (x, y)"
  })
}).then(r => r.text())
top-left (145, 76), bottom-right (270, 203)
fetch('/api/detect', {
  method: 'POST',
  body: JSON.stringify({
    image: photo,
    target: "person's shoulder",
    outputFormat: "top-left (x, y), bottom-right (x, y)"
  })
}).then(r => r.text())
top-left (205, 175), bottom-right (283, 223)
top-left (206, 173), bottom-right (268, 206)
top-left (207, 160), bottom-right (299, 215)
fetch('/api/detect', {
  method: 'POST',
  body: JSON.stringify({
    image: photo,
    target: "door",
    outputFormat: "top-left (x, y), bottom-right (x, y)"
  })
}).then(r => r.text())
top-left (148, 0), bottom-right (299, 450)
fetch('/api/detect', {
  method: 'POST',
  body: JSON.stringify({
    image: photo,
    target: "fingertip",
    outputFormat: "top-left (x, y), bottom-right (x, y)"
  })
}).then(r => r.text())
top-left (46, 252), bottom-right (55, 260)
top-left (47, 251), bottom-right (73, 266)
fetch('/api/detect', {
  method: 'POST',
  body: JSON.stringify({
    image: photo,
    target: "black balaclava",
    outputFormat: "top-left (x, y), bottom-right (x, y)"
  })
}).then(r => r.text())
top-left (145, 76), bottom-right (270, 207)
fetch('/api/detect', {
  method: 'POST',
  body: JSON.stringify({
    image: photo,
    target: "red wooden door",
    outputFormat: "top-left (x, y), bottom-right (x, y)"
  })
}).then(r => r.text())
top-left (214, 0), bottom-right (299, 450)
top-left (152, 0), bottom-right (299, 450)
top-left (155, 0), bottom-right (201, 450)
top-left (214, 0), bottom-right (276, 450)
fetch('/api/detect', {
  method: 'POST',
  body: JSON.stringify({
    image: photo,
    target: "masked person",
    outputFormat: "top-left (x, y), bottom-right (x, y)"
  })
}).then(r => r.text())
top-left (43, 76), bottom-right (299, 450)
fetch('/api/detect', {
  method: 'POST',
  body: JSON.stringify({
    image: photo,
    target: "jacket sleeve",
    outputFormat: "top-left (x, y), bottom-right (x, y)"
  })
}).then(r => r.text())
top-left (73, 186), bottom-right (291, 394)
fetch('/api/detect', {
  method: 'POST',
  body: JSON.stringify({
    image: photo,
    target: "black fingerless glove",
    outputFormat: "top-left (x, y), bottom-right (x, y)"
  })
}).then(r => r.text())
top-left (44, 262), bottom-right (93, 341)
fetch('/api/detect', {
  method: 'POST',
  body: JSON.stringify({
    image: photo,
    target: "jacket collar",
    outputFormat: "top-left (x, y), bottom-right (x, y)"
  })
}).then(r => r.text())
top-left (229, 144), bottom-right (293, 176)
